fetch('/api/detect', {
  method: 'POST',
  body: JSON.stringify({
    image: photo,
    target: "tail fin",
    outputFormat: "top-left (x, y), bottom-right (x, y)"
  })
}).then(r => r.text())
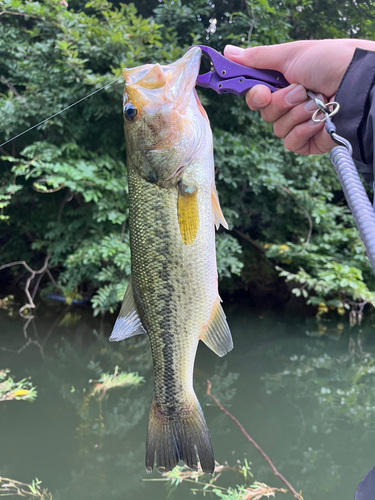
top-left (145, 395), bottom-right (214, 474)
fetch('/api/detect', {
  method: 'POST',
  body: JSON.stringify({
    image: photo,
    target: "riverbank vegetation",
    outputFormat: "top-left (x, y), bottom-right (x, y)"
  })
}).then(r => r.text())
top-left (1, 0), bottom-right (375, 323)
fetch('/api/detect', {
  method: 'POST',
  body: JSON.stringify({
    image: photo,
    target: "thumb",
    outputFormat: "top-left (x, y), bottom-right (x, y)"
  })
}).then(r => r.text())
top-left (224, 44), bottom-right (288, 74)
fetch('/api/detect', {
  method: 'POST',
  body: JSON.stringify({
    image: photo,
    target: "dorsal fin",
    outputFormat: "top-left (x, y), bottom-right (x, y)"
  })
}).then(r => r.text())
top-left (200, 299), bottom-right (233, 357)
top-left (109, 277), bottom-right (147, 342)
top-left (211, 184), bottom-right (228, 230)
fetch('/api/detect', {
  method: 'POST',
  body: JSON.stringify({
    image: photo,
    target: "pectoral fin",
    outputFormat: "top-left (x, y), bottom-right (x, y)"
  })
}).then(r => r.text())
top-left (178, 183), bottom-right (199, 245)
top-left (109, 277), bottom-right (147, 342)
top-left (211, 184), bottom-right (228, 230)
top-left (200, 300), bottom-right (233, 357)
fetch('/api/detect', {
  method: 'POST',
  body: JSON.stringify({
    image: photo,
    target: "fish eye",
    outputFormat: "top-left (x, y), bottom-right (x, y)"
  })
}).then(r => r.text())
top-left (124, 103), bottom-right (138, 121)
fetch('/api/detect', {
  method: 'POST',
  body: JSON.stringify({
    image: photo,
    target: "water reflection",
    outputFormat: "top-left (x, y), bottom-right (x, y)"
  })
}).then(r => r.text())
top-left (1, 307), bottom-right (375, 500)
top-left (0, 306), bottom-right (70, 359)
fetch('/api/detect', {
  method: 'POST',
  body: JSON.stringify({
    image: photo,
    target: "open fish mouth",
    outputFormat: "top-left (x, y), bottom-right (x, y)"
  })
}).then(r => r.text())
top-left (122, 46), bottom-right (202, 112)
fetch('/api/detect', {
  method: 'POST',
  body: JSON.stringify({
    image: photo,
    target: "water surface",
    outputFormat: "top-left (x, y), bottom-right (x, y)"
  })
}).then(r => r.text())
top-left (1, 304), bottom-right (374, 500)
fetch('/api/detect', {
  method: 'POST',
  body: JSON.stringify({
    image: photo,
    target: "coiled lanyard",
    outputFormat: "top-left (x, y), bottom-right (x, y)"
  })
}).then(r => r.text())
top-left (308, 91), bottom-right (375, 273)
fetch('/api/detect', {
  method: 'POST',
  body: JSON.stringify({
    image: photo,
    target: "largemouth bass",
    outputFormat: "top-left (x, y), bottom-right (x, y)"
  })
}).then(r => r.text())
top-left (109, 47), bottom-right (233, 474)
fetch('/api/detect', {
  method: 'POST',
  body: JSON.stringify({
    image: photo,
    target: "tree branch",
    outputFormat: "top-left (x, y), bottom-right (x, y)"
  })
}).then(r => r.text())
top-left (0, 10), bottom-right (40, 19)
top-left (0, 255), bottom-right (55, 318)
top-left (0, 76), bottom-right (21, 98)
top-left (233, 228), bottom-right (266, 254)
top-left (206, 380), bottom-right (303, 500)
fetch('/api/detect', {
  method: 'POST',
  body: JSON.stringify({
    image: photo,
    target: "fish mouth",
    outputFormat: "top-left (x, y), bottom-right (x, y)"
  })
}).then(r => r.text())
top-left (123, 47), bottom-right (202, 111)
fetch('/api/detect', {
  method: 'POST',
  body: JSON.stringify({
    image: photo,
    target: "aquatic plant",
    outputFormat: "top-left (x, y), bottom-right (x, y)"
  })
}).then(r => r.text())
top-left (0, 295), bottom-right (16, 316)
top-left (213, 483), bottom-right (286, 500)
top-left (89, 365), bottom-right (144, 396)
top-left (77, 365), bottom-right (145, 440)
top-left (0, 476), bottom-right (51, 499)
top-left (0, 369), bottom-right (37, 402)
top-left (147, 462), bottom-right (286, 499)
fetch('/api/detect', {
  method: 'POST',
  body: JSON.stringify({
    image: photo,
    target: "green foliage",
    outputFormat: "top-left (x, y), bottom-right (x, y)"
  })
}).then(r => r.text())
top-left (1, 0), bottom-right (375, 320)
top-left (62, 233), bottom-right (131, 315)
top-left (0, 369), bottom-right (37, 402)
top-left (216, 233), bottom-right (244, 279)
top-left (278, 262), bottom-right (375, 312)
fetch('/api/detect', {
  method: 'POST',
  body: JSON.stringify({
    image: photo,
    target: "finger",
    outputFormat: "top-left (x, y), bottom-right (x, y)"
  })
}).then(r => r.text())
top-left (294, 129), bottom-right (336, 155)
top-left (245, 85), bottom-right (272, 110)
top-left (283, 120), bottom-right (335, 154)
top-left (273, 94), bottom-right (324, 139)
top-left (224, 44), bottom-right (294, 74)
top-left (247, 84), bottom-right (307, 123)
top-left (312, 127), bottom-right (337, 154)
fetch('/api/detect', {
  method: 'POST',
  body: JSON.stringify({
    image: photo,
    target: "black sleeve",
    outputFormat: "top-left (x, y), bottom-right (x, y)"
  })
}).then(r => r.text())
top-left (334, 48), bottom-right (375, 186)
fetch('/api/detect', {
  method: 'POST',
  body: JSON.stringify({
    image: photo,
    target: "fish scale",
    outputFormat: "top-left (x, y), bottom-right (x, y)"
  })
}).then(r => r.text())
top-left (129, 169), bottom-right (211, 405)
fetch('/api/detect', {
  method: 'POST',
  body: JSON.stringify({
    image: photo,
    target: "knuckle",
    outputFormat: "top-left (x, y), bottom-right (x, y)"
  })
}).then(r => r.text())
top-left (293, 125), bottom-right (307, 140)
top-left (283, 134), bottom-right (298, 152)
top-left (295, 145), bottom-right (310, 155)
top-left (273, 122), bottom-right (286, 139)
top-left (283, 139), bottom-right (296, 153)
top-left (260, 109), bottom-right (275, 123)
top-left (247, 86), bottom-right (270, 110)
top-left (289, 105), bottom-right (301, 121)
top-left (245, 45), bottom-right (266, 62)
top-left (245, 92), bottom-right (258, 111)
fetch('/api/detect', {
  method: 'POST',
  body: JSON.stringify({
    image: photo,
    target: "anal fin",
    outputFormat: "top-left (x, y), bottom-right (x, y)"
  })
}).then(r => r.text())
top-left (200, 300), bottom-right (233, 357)
top-left (109, 277), bottom-right (147, 342)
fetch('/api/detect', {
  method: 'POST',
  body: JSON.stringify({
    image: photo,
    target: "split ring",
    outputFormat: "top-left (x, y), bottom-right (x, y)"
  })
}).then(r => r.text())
top-left (312, 102), bottom-right (341, 123)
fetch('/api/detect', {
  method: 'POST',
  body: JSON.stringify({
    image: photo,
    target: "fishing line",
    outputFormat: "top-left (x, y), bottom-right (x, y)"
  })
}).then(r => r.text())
top-left (0, 76), bottom-right (123, 148)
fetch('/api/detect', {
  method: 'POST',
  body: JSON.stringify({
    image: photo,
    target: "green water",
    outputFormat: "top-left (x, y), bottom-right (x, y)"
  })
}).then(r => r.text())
top-left (1, 304), bottom-right (375, 500)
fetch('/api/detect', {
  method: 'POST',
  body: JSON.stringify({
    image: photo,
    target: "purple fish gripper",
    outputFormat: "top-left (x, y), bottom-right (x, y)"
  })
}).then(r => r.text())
top-left (193, 45), bottom-right (289, 97)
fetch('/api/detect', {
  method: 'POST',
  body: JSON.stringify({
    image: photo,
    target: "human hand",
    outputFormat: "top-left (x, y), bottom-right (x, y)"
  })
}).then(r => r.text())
top-left (224, 39), bottom-right (375, 155)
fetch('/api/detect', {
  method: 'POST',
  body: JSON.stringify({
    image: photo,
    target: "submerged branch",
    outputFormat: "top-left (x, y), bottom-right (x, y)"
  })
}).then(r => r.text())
top-left (206, 380), bottom-right (303, 500)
